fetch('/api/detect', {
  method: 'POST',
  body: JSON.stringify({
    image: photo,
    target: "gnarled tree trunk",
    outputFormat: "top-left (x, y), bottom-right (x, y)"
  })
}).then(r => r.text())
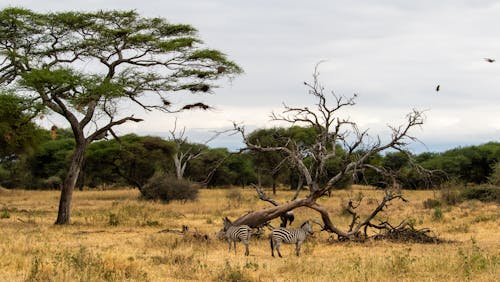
top-left (55, 141), bottom-right (87, 225)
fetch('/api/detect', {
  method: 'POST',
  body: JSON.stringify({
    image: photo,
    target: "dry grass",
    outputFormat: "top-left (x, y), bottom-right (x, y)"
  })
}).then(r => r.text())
top-left (0, 186), bottom-right (498, 281)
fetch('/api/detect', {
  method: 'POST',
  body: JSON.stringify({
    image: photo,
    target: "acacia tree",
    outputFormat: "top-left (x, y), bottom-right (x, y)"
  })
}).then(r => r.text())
top-left (233, 65), bottom-right (425, 240)
top-left (0, 8), bottom-right (241, 224)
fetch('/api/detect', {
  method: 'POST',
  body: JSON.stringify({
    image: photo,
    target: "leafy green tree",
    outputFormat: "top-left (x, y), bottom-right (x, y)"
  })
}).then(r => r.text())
top-left (225, 153), bottom-right (257, 187)
top-left (84, 134), bottom-right (174, 189)
top-left (0, 92), bottom-right (45, 188)
top-left (0, 92), bottom-right (43, 160)
top-left (0, 8), bottom-right (241, 224)
top-left (488, 162), bottom-right (500, 186)
top-left (382, 151), bottom-right (410, 171)
top-left (27, 137), bottom-right (75, 189)
top-left (247, 127), bottom-right (288, 193)
top-left (186, 147), bottom-right (229, 187)
top-left (420, 142), bottom-right (500, 184)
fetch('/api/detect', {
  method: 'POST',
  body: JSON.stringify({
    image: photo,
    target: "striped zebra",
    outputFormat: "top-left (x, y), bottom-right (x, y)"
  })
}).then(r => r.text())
top-left (270, 220), bottom-right (314, 257)
top-left (222, 217), bottom-right (252, 256)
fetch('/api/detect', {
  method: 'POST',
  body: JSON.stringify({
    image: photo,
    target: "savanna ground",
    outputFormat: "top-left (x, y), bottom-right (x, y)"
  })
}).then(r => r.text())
top-left (0, 186), bottom-right (498, 281)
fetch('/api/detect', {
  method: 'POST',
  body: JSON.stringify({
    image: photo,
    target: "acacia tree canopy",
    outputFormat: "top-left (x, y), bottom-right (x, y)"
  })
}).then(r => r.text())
top-left (0, 7), bottom-right (242, 224)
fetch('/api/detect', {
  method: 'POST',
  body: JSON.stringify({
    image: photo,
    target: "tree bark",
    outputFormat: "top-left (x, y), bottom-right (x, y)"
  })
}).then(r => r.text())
top-left (232, 198), bottom-right (310, 228)
top-left (55, 141), bottom-right (87, 225)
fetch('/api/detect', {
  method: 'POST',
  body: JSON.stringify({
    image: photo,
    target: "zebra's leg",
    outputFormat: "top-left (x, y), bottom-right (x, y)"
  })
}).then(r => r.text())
top-left (244, 240), bottom-right (249, 256)
top-left (271, 237), bottom-right (275, 257)
top-left (234, 240), bottom-right (237, 255)
top-left (276, 241), bottom-right (283, 258)
top-left (227, 239), bottom-right (231, 253)
top-left (296, 241), bottom-right (302, 256)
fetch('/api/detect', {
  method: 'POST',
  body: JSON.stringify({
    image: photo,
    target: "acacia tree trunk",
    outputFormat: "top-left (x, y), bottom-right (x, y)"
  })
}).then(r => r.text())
top-left (55, 141), bottom-right (87, 225)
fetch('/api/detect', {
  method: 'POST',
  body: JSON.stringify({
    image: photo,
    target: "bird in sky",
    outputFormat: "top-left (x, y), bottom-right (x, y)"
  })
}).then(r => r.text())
top-left (484, 58), bottom-right (495, 63)
top-left (436, 85), bottom-right (440, 92)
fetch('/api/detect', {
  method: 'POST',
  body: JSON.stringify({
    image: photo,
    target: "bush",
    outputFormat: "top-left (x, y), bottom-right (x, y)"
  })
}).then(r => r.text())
top-left (432, 207), bottom-right (443, 221)
top-left (423, 198), bottom-right (441, 209)
top-left (0, 209), bottom-right (10, 219)
top-left (460, 185), bottom-right (500, 203)
top-left (226, 188), bottom-right (244, 207)
top-left (439, 181), bottom-right (465, 205)
top-left (41, 175), bottom-right (62, 190)
top-left (140, 174), bottom-right (199, 203)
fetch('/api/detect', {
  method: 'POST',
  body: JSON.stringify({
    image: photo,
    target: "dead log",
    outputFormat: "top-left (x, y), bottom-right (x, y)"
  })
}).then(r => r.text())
top-left (232, 198), bottom-right (310, 228)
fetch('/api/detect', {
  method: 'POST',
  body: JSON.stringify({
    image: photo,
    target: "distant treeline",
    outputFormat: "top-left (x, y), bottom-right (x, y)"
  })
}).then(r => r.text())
top-left (1, 126), bottom-right (499, 190)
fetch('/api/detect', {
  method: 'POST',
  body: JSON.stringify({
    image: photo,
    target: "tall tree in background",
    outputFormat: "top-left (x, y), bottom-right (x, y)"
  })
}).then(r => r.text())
top-left (0, 92), bottom-right (43, 160)
top-left (0, 8), bottom-right (242, 224)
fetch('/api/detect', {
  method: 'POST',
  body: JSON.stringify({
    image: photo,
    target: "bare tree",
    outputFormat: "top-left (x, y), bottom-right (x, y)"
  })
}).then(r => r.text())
top-left (232, 64), bottom-right (426, 240)
top-left (169, 118), bottom-right (206, 180)
top-left (168, 117), bottom-right (232, 184)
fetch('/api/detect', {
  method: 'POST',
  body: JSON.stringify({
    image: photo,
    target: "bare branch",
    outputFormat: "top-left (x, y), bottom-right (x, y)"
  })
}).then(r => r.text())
top-left (251, 184), bottom-right (280, 206)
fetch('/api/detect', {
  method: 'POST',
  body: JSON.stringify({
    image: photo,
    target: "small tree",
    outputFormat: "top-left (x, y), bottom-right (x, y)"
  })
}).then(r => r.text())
top-left (0, 8), bottom-right (241, 224)
top-left (232, 64), bottom-right (426, 240)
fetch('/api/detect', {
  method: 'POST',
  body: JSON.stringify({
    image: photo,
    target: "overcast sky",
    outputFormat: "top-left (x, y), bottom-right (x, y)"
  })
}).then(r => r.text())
top-left (2, 0), bottom-right (500, 153)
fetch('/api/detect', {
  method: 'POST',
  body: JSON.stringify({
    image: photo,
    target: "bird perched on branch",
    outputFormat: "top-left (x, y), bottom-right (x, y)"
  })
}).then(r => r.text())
top-left (435, 85), bottom-right (440, 92)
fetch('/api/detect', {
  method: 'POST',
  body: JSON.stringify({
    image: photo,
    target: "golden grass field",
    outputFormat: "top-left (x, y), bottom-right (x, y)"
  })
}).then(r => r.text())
top-left (0, 186), bottom-right (498, 281)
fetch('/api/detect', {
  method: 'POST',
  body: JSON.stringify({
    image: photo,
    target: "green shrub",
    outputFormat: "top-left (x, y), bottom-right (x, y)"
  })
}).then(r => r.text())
top-left (140, 174), bottom-right (199, 203)
top-left (460, 185), bottom-right (500, 203)
top-left (432, 207), bottom-right (443, 221)
top-left (0, 208), bottom-right (10, 219)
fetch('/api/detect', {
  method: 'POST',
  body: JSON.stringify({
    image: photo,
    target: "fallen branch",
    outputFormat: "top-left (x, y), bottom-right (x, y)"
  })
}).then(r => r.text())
top-left (158, 225), bottom-right (210, 241)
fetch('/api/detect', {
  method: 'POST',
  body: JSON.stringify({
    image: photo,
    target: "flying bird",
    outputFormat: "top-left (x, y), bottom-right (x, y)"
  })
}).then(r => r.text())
top-left (484, 58), bottom-right (495, 63)
top-left (436, 85), bottom-right (440, 92)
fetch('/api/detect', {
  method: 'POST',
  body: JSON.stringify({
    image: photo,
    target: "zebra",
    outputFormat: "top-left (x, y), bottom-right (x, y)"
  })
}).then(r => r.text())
top-left (270, 220), bottom-right (314, 257)
top-left (221, 217), bottom-right (252, 256)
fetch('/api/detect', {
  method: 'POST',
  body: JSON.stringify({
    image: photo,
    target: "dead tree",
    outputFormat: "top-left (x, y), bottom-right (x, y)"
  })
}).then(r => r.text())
top-left (169, 118), bottom-right (206, 180)
top-left (232, 64), bottom-right (426, 240)
top-left (168, 117), bottom-right (224, 180)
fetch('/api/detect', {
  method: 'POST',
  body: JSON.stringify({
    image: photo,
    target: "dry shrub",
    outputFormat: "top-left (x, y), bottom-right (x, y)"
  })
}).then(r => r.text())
top-left (423, 198), bottom-right (441, 209)
top-left (225, 188), bottom-right (244, 207)
top-left (26, 246), bottom-right (147, 281)
top-left (213, 261), bottom-right (253, 282)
